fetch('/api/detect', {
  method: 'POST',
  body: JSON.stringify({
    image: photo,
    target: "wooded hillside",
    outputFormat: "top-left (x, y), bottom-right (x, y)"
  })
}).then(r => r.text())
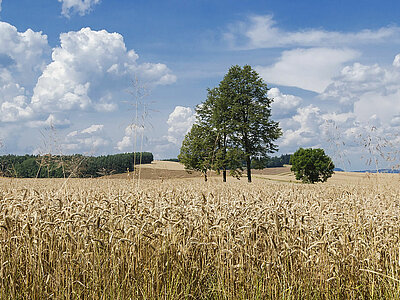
top-left (0, 152), bottom-right (153, 178)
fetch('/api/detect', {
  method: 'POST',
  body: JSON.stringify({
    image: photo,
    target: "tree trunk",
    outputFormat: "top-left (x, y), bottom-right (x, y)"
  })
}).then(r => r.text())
top-left (246, 156), bottom-right (252, 183)
top-left (204, 172), bottom-right (208, 182)
top-left (223, 169), bottom-right (227, 182)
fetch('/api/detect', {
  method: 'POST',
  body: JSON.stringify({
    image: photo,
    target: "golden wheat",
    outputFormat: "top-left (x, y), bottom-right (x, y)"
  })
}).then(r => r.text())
top-left (0, 174), bottom-right (400, 299)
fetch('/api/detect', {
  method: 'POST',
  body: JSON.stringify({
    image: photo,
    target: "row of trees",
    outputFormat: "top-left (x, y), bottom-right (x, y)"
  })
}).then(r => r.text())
top-left (0, 152), bottom-right (153, 178)
top-left (179, 65), bottom-right (282, 182)
top-left (251, 154), bottom-right (291, 169)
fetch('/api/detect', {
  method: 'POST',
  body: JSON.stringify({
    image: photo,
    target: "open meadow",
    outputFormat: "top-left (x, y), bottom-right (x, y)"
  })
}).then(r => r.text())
top-left (1, 163), bottom-right (400, 299)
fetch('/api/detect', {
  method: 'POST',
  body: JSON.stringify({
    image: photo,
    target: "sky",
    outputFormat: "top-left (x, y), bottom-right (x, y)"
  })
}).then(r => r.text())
top-left (1, 0), bottom-right (400, 170)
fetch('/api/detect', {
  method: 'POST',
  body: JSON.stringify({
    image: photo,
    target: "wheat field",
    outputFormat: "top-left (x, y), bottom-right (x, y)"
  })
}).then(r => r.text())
top-left (1, 173), bottom-right (400, 299)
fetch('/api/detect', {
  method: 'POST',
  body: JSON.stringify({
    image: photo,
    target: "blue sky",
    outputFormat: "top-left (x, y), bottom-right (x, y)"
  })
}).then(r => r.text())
top-left (1, 0), bottom-right (400, 170)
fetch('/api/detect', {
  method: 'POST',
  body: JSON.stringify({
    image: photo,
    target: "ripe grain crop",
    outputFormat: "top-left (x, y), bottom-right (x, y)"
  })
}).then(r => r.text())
top-left (1, 174), bottom-right (400, 299)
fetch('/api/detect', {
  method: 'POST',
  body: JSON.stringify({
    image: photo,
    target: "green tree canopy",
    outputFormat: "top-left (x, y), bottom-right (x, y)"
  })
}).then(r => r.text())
top-left (0, 152), bottom-right (153, 178)
top-left (178, 124), bottom-right (215, 181)
top-left (180, 65), bottom-right (282, 182)
top-left (195, 87), bottom-right (243, 181)
top-left (218, 65), bottom-right (282, 182)
top-left (290, 148), bottom-right (334, 183)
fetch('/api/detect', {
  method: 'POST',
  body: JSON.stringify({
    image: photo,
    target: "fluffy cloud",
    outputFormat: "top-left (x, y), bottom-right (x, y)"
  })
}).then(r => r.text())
top-left (321, 55), bottom-right (400, 123)
top-left (271, 53), bottom-right (400, 169)
top-left (276, 104), bottom-right (362, 168)
top-left (63, 123), bottom-right (109, 153)
top-left (279, 105), bottom-right (324, 148)
top-left (115, 124), bottom-right (147, 152)
top-left (390, 115), bottom-right (400, 127)
top-left (0, 20), bottom-right (178, 156)
top-left (0, 92), bottom-right (33, 122)
top-left (226, 14), bottom-right (400, 49)
top-left (257, 48), bottom-right (359, 93)
top-left (31, 27), bottom-right (176, 113)
top-left (324, 62), bottom-right (400, 100)
top-left (0, 23), bottom-right (176, 124)
top-left (166, 106), bottom-right (196, 145)
top-left (268, 87), bottom-right (302, 117)
top-left (393, 54), bottom-right (400, 68)
top-left (116, 136), bottom-right (132, 152)
top-left (0, 22), bottom-right (49, 122)
top-left (27, 113), bottom-right (71, 128)
top-left (81, 124), bottom-right (103, 134)
top-left (58, 0), bottom-right (100, 17)
top-left (0, 22), bottom-right (49, 85)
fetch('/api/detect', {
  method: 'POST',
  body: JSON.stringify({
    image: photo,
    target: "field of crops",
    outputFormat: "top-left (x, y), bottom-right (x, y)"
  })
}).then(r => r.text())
top-left (1, 173), bottom-right (400, 299)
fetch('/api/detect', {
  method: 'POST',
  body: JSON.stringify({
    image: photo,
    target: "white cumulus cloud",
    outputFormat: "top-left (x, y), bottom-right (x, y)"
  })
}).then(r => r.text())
top-left (257, 48), bottom-right (359, 93)
top-left (271, 53), bottom-right (400, 170)
top-left (0, 22), bottom-right (49, 122)
top-left (27, 113), bottom-right (71, 128)
top-left (58, 0), bottom-right (100, 17)
top-left (279, 105), bottom-right (323, 148)
top-left (63, 123), bottom-right (109, 153)
top-left (268, 87), bottom-right (302, 117)
top-left (322, 61), bottom-right (400, 104)
top-left (320, 54), bottom-right (400, 124)
top-left (81, 124), bottom-right (103, 134)
top-left (166, 106), bottom-right (196, 145)
top-left (31, 27), bottom-right (176, 114)
top-left (116, 136), bottom-right (132, 152)
top-left (115, 124), bottom-right (146, 152)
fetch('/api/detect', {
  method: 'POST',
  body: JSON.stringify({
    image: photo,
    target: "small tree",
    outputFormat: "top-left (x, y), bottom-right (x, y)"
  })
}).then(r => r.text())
top-left (290, 148), bottom-right (334, 183)
top-left (178, 124), bottom-right (215, 181)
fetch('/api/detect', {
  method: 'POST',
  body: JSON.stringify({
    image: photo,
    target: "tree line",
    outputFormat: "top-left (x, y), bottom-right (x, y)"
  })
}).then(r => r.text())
top-left (179, 65), bottom-right (282, 182)
top-left (0, 152), bottom-right (153, 178)
top-left (251, 154), bottom-right (291, 169)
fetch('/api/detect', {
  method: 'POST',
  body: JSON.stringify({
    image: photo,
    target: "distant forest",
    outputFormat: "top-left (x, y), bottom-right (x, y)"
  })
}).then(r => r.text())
top-left (251, 154), bottom-right (291, 169)
top-left (0, 152), bottom-right (153, 178)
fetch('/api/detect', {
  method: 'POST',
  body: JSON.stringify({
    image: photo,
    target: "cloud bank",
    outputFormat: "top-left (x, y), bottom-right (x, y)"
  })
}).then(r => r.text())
top-left (270, 53), bottom-right (400, 169)
top-left (0, 20), bottom-right (177, 156)
top-left (226, 14), bottom-right (400, 50)
top-left (258, 48), bottom-right (359, 93)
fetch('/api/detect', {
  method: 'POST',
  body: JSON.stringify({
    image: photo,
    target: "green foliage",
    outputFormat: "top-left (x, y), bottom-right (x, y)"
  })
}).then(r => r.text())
top-left (161, 158), bottom-right (179, 162)
top-left (196, 86), bottom-right (241, 181)
top-left (0, 152), bottom-right (153, 178)
top-left (219, 65), bottom-right (282, 182)
top-left (290, 148), bottom-right (334, 183)
top-left (182, 65), bottom-right (282, 182)
top-left (178, 124), bottom-right (215, 180)
top-left (251, 154), bottom-right (291, 169)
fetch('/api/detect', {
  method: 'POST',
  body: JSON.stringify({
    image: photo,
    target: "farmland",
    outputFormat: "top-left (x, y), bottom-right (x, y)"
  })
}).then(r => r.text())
top-left (1, 163), bottom-right (400, 299)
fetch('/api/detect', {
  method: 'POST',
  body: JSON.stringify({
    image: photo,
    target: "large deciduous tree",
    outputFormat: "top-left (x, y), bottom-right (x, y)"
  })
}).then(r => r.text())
top-left (196, 87), bottom-right (242, 182)
top-left (219, 65), bottom-right (282, 182)
top-left (180, 65), bottom-right (281, 183)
